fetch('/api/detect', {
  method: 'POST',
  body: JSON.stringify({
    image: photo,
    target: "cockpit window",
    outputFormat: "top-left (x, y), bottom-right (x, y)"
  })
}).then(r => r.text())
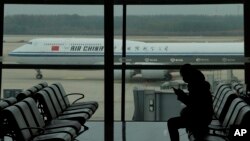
top-left (27, 42), bottom-right (32, 45)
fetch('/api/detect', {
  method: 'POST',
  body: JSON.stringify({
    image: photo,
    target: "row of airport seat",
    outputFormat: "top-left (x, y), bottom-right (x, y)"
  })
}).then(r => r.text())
top-left (188, 83), bottom-right (250, 141)
top-left (231, 82), bottom-right (250, 105)
top-left (0, 82), bottom-right (98, 141)
top-left (231, 82), bottom-right (245, 96)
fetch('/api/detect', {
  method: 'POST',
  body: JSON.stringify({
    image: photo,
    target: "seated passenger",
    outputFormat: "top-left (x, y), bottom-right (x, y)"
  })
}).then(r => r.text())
top-left (167, 64), bottom-right (213, 141)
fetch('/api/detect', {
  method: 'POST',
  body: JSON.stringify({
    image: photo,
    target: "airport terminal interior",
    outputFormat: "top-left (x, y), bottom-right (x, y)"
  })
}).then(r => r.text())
top-left (1, 0), bottom-right (250, 141)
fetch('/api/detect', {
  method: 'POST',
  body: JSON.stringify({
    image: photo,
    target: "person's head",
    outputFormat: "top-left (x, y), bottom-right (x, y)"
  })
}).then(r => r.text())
top-left (180, 64), bottom-right (205, 83)
top-left (180, 64), bottom-right (193, 83)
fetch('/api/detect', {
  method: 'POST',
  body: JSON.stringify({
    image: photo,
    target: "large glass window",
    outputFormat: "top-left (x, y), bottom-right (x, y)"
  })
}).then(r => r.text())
top-left (1, 2), bottom-right (248, 141)
top-left (2, 4), bottom-right (105, 141)
top-left (123, 4), bottom-right (244, 141)
top-left (3, 4), bottom-right (104, 65)
top-left (125, 4), bottom-right (244, 65)
top-left (1, 69), bottom-right (104, 120)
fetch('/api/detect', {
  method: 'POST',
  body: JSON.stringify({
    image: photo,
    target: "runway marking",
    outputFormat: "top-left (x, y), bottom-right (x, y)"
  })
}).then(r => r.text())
top-left (64, 77), bottom-right (86, 80)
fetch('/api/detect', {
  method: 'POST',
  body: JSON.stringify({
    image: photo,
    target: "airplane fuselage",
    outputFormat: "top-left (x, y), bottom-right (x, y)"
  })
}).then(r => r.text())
top-left (8, 38), bottom-right (244, 65)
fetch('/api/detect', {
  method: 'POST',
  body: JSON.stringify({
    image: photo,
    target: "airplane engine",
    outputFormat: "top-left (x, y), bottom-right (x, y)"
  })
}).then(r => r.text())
top-left (114, 70), bottom-right (135, 80)
top-left (141, 70), bottom-right (172, 80)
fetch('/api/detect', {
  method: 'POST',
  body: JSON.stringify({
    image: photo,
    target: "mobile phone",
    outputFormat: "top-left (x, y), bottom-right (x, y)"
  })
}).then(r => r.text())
top-left (172, 87), bottom-right (177, 90)
top-left (172, 87), bottom-right (178, 93)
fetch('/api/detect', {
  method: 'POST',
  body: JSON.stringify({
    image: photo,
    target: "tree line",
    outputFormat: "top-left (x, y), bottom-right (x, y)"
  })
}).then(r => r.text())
top-left (4, 14), bottom-right (243, 36)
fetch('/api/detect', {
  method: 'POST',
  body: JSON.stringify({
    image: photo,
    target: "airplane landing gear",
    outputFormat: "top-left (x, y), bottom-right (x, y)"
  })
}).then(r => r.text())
top-left (35, 69), bottom-right (43, 79)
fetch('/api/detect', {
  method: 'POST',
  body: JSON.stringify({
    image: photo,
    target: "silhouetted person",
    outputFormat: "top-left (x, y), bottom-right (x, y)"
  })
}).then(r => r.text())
top-left (167, 64), bottom-right (213, 141)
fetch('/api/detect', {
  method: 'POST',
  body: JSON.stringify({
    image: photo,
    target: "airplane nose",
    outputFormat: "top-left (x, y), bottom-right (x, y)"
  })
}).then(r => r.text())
top-left (8, 45), bottom-right (27, 56)
top-left (8, 47), bottom-right (19, 56)
top-left (8, 49), bottom-right (16, 56)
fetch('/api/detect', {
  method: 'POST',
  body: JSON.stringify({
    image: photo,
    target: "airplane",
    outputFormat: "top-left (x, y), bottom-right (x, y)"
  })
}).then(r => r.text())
top-left (8, 38), bottom-right (244, 80)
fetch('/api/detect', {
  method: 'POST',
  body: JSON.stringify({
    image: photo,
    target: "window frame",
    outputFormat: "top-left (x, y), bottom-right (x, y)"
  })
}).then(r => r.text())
top-left (1, 1), bottom-right (250, 141)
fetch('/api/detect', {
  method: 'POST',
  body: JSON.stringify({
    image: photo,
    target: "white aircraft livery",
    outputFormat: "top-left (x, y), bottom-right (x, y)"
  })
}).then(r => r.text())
top-left (8, 38), bottom-right (244, 79)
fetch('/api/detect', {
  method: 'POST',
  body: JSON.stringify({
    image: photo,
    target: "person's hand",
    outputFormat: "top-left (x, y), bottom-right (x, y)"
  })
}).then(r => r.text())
top-left (172, 88), bottom-right (184, 96)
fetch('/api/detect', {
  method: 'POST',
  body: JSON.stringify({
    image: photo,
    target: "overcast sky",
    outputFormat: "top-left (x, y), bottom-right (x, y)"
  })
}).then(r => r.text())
top-left (4, 4), bottom-right (243, 16)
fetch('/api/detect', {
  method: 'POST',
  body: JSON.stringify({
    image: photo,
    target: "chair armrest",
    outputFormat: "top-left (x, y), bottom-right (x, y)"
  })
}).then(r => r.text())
top-left (209, 125), bottom-right (229, 131)
top-left (208, 124), bottom-right (230, 136)
top-left (64, 93), bottom-right (85, 104)
top-left (20, 127), bottom-right (45, 134)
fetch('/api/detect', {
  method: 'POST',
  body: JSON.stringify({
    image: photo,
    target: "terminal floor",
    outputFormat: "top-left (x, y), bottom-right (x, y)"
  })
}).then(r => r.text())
top-left (76, 122), bottom-right (189, 141)
top-left (2, 122), bottom-right (188, 141)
